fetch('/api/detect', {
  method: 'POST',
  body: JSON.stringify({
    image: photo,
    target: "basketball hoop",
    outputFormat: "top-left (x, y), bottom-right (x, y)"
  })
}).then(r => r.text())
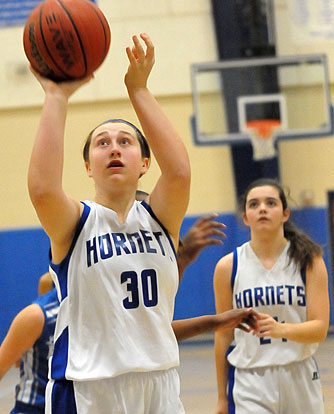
top-left (246, 119), bottom-right (281, 161)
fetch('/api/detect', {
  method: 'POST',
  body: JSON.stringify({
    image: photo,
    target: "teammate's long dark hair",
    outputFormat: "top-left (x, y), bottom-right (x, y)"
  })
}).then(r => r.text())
top-left (240, 178), bottom-right (322, 270)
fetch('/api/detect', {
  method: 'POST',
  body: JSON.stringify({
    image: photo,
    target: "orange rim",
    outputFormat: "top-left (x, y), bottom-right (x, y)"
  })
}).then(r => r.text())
top-left (246, 119), bottom-right (281, 139)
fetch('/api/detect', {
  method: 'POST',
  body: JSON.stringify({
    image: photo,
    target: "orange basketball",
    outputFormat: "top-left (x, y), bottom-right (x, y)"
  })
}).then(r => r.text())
top-left (23, 0), bottom-right (111, 81)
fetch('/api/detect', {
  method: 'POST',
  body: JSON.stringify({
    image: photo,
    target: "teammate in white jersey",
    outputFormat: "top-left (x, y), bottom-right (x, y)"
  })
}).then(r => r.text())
top-left (214, 179), bottom-right (329, 414)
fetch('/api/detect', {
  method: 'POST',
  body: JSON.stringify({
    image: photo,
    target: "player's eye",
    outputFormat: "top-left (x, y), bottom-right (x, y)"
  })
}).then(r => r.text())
top-left (120, 137), bottom-right (130, 145)
top-left (248, 201), bottom-right (258, 208)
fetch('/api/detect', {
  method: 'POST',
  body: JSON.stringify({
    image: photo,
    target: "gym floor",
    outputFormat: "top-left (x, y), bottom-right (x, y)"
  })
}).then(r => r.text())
top-left (1, 332), bottom-right (333, 413)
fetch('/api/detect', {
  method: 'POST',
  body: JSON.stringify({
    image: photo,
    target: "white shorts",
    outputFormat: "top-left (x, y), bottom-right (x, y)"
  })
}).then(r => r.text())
top-left (228, 357), bottom-right (324, 414)
top-left (45, 368), bottom-right (185, 414)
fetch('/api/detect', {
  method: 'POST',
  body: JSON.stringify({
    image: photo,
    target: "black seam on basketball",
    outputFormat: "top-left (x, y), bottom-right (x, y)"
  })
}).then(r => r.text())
top-left (39, 3), bottom-right (71, 79)
top-left (85, 0), bottom-right (109, 61)
top-left (57, 0), bottom-right (88, 77)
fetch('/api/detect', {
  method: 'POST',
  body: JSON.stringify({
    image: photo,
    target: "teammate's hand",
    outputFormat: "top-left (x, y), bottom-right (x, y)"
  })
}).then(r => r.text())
top-left (178, 213), bottom-right (226, 266)
top-left (216, 308), bottom-right (259, 332)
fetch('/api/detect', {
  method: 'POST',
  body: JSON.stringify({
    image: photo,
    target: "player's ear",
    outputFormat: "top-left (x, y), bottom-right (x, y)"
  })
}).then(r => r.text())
top-left (139, 157), bottom-right (149, 177)
top-left (242, 212), bottom-right (249, 226)
top-left (282, 208), bottom-right (290, 223)
top-left (85, 161), bottom-right (92, 177)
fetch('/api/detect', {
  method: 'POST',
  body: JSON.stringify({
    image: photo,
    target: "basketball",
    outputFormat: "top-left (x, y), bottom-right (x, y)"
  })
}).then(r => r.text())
top-left (23, 0), bottom-right (111, 81)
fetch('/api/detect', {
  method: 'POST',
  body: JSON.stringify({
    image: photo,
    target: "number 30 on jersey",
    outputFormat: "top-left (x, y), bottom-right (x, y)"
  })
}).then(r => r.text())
top-left (121, 269), bottom-right (158, 309)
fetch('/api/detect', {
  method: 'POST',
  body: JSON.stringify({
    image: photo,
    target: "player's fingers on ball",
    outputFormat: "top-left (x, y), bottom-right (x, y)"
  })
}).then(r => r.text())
top-left (80, 74), bottom-right (94, 85)
top-left (29, 64), bottom-right (38, 76)
top-left (29, 65), bottom-right (46, 81)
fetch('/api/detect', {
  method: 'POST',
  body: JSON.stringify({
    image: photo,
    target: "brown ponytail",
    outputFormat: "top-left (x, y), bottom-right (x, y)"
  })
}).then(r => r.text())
top-left (283, 220), bottom-right (322, 270)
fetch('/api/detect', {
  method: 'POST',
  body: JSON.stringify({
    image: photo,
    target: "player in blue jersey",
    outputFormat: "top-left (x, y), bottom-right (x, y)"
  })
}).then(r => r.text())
top-left (214, 179), bottom-right (329, 414)
top-left (0, 274), bottom-right (59, 414)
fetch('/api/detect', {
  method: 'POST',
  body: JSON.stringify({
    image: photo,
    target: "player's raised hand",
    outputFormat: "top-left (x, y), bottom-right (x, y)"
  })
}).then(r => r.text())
top-left (125, 33), bottom-right (155, 90)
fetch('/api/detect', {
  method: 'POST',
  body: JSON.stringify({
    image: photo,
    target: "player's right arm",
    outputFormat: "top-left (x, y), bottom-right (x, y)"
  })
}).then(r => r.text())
top-left (172, 309), bottom-right (255, 342)
top-left (0, 305), bottom-right (44, 380)
top-left (214, 253), bottom-right (234, 414)
top-left (28, 72), bottom-right (92, 262)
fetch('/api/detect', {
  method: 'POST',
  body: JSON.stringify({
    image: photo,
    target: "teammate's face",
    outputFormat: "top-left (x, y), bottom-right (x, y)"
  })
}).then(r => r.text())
top-left (85, 122), bottom-right (149, 186)
top-left (243, 185), bottom-right (290, 232)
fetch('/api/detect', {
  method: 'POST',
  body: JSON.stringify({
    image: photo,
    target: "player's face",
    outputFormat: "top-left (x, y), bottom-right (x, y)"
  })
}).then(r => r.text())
top-left (85, 122), bottom-right (149, 186)
top-left (243, 185), bottom-right (290, 232)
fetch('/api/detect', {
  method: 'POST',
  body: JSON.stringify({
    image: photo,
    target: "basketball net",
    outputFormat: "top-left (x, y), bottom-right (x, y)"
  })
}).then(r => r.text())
top-left (246, 120), bottom-right (281, 161)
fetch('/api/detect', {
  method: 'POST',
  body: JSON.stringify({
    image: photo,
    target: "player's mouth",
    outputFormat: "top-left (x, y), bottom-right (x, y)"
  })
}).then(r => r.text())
top-left (107, 160), bottom-right (124, 169)
top-left (258, 216), bottom-right (269, 222)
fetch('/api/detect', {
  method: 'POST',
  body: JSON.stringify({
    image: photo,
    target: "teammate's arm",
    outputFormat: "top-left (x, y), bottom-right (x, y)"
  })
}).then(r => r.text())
top-left (256, 256), bottom-right (329, 343)
top-left (172, 309), bottom-right (256, 342)
top-left (0, 305), bottom-right (44, 380)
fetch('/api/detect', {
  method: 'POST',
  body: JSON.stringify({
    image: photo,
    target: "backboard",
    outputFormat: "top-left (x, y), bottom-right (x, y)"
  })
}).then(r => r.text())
top-left (190, 54), bottom-right (333, 146)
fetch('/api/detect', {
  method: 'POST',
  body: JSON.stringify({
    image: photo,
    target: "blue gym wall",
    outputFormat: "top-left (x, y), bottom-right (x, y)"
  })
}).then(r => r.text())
top-left (1, 207), bottom-right (333, 343)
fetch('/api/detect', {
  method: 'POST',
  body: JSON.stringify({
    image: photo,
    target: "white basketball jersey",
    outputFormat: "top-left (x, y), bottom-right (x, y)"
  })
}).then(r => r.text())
top-left (49, 200), bottom-right (180, 381)
top-left (228, 241), bottom-right (318, 369)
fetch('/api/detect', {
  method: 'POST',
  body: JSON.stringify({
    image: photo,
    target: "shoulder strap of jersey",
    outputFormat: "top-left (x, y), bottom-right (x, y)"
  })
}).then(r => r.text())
top-left (231, 248), bottom-right (238, 290)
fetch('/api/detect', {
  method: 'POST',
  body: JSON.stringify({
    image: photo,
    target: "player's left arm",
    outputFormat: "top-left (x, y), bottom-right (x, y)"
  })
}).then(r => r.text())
top-left (256, 256), bottom-right (329, 343)
top-left (0, 305), bottom-right (45, 380)
top-left (125, 33), bottom-right (191, 245)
